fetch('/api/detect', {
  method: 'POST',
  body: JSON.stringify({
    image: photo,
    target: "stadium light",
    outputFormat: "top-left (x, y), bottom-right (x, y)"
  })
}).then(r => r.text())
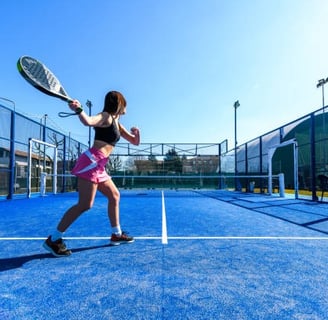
top-left (317, 78), bottom-right (328, 175)
top-left (233, 100), bottom-right (240, 189)
top-left (317, 78), bottom-right (328, 110)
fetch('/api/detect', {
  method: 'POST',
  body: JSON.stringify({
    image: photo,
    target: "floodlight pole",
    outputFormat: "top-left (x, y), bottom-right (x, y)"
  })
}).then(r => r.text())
top-left (317, 78), bottom-right (328, 174)
top-left (317, 78), bottom-right (328, 110)
top-left (234, 100), bottom-right (240, 189)
top-left (86, 100), bottom-right (92, 148)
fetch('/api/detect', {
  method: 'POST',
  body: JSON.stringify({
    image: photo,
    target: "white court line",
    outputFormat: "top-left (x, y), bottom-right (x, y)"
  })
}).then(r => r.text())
top-left (161, 191), bottom-right (168, 244)
top-left (1, 236), bottom-right (328, 241)
top-left (0, 237), bottom-right (161, 241)
top-left (167, 236), bottom-right (328, 240)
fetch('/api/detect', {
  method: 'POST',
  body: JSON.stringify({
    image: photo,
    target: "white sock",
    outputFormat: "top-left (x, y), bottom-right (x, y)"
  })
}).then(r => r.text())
top-left (112, 225), bottom-right (122, 236)
top-left (51, 230), bottom-right (63, 241)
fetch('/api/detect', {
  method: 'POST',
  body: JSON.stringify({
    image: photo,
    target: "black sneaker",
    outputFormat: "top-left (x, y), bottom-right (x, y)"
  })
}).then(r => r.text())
top-left (43, 236), bottom-right (72, 257)
top-left (110, 231), bottom-right (135, 246)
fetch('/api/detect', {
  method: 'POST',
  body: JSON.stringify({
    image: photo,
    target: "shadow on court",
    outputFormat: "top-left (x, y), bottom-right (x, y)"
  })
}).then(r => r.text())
top-left (0, 253), bottom-right (53, 272)
top-left (0, 243), bottom-right (113, 272)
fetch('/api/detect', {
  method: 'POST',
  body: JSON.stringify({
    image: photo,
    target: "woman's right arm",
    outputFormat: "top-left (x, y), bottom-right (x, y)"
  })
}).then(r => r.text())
top-left (69, 100), bottom-right (109, 127)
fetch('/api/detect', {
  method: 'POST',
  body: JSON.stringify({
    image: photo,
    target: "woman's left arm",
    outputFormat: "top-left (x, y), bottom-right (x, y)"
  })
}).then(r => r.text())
top-left (119, 124), bottom-right (140, 145)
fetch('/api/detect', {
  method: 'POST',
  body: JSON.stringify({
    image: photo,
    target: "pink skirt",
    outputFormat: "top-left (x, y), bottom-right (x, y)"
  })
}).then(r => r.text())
top-left (71, 147), bottom-right (110, 183)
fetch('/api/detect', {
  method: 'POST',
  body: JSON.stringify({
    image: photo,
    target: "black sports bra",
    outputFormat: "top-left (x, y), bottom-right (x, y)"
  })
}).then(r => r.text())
top-left (94, 119), bottom-right (121, 146)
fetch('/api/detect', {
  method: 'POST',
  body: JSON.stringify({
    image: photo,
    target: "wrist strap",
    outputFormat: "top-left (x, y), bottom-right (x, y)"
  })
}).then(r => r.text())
top-left (75, 107), bottom-right (83, 115)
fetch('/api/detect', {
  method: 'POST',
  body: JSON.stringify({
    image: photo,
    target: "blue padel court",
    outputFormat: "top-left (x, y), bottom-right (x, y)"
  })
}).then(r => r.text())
top-left (1, 190), bottom-right (328, 320)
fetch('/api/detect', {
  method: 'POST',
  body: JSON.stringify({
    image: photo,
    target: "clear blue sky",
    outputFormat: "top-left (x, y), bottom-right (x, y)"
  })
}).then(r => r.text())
top-left (1, 0), bottom-right (328, 149)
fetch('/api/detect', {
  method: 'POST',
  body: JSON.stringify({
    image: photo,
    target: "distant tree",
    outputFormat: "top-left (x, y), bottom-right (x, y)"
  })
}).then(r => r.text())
top-left (148, 154), bottom-right (157, 161)
top-left (107, 155), bottom-right (122, 172)
top-left (124, 157), bottom-right (136, 173)
top-left (164, 149), bottom-right (182, 173)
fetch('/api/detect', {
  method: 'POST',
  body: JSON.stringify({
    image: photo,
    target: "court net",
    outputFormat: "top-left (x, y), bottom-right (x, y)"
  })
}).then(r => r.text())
top-left (40, 173), bottom-right (285, 197)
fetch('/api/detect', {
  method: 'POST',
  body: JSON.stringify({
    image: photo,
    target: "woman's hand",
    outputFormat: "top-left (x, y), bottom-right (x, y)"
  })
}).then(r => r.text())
top-left (130, 127), bottom-right (140, 145)
top-left (130, 126), bottom-right (139, 134)
top-left (69, 100), bottom-right (83, 114)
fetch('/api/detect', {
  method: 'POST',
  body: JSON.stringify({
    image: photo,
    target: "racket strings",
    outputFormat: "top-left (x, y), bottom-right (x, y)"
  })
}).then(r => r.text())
top-left (22, 58), bottom-right (66, 95)
top-left (18, 56), bottom-right (74, 117)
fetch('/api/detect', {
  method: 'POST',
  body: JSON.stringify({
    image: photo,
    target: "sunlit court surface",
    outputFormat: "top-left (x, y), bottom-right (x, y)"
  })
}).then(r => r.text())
top-left (1, 190), bottom-right (328, 320)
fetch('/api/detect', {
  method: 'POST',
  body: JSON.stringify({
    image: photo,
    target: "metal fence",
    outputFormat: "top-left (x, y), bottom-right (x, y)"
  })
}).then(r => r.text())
top-left (1, 102), bottom-right (327, 201)
top-left (0, 104), bottom-right (88, 199)
top-left (220, 107), bottom-right (328, 200)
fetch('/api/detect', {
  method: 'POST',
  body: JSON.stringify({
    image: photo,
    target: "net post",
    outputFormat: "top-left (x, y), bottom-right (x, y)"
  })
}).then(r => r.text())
top-left (40, 172), bottom-right (47, 196)
top-left (28, 138), bottom-right (57, 198)
top-left (27, 138), bottom-right (32, 198)
top-left (278, 173), bottom-right (285, 197)
top-left (53, 148), bottom-right (58, 194)
top-left (268, 148), bottom-right (274, 195)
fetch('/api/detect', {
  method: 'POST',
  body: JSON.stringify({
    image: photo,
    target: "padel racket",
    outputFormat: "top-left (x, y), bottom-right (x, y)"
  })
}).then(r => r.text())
top-left (17, 56), bottom-right (80, 117)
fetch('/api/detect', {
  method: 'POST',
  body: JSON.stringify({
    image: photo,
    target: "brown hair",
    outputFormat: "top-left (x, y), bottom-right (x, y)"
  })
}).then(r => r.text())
top-left (103, 91), bottom-right (127, 115)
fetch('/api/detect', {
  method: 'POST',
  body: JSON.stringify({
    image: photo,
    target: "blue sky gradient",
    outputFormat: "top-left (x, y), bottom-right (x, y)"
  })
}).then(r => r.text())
top-left (1, 0), bottom-right (328, 148)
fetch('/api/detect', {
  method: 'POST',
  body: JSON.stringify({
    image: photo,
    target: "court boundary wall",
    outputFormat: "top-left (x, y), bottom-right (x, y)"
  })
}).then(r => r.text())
top-left (0, 103), bottom-right (327, 201)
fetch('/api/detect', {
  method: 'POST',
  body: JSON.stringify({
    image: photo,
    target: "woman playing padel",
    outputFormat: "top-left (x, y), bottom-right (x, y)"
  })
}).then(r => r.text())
top-left (44, 90), bottom-right (140, 257)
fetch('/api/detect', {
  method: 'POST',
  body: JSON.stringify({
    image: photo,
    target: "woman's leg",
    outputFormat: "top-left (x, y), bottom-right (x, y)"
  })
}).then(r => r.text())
top-left (97, 178), bottom-right (134, 245)
top-left (44, 178), bottom-right (98, 257)
top-left (97, 178), bottom-right (120, 228)
top-left (57, 178), bottom-right (98, 232)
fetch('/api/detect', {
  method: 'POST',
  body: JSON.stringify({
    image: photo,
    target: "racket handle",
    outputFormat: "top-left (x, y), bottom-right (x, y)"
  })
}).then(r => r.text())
top-left (68, 100), bottom-right (83, 113)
